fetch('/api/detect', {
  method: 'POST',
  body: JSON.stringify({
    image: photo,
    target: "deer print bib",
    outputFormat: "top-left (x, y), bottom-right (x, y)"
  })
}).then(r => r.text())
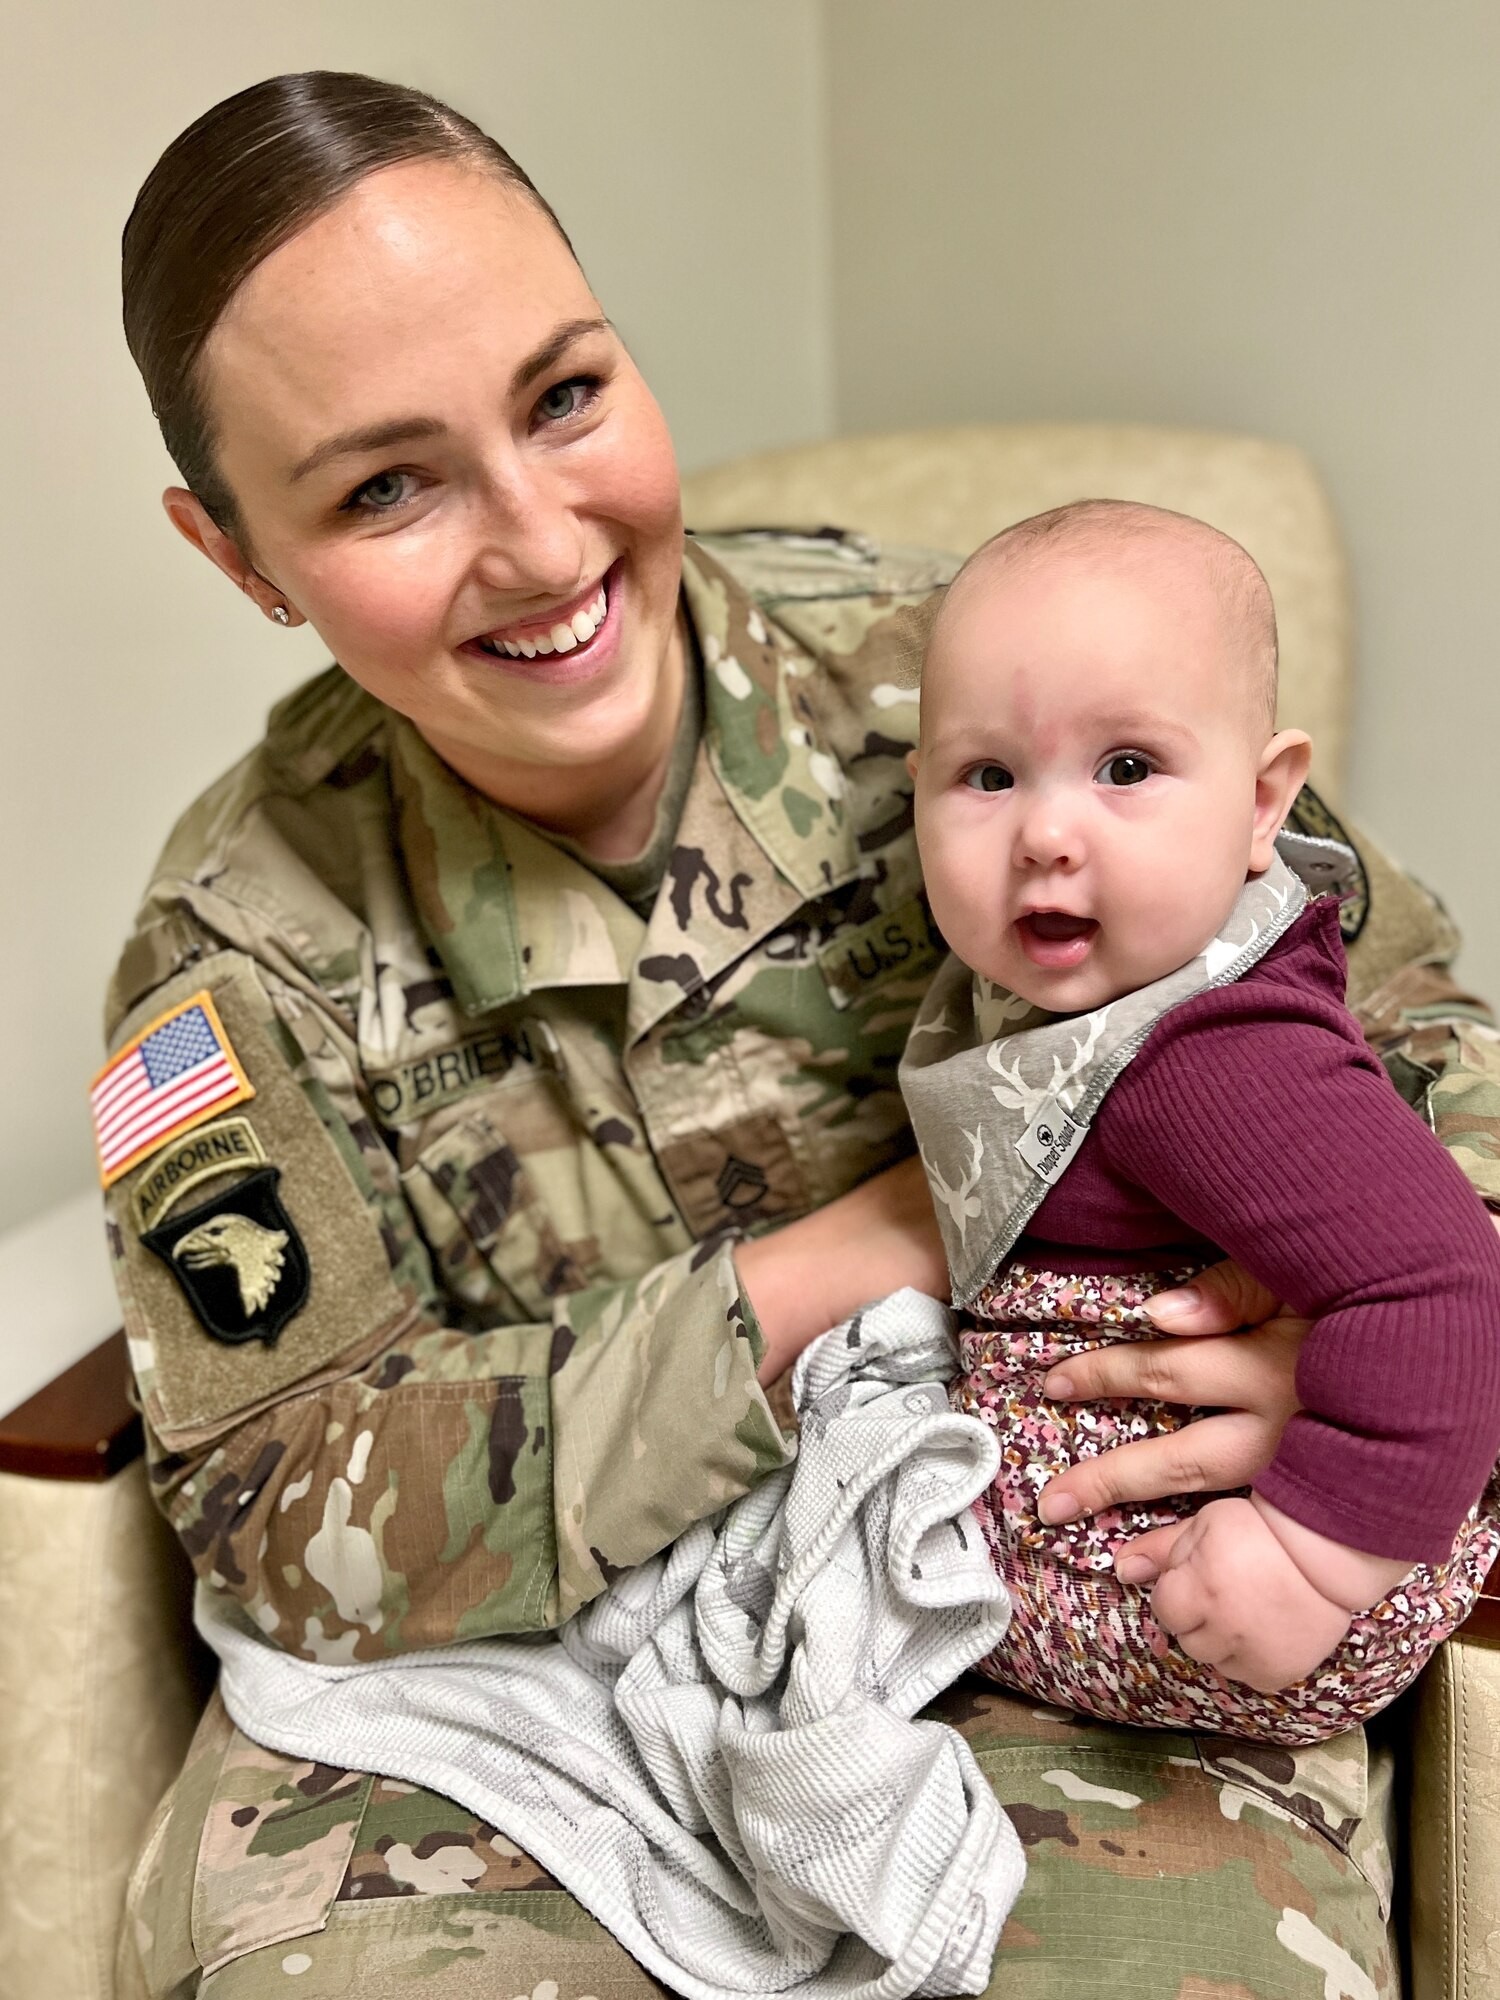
top-left (900, 851), bottom-right (1325, 1307)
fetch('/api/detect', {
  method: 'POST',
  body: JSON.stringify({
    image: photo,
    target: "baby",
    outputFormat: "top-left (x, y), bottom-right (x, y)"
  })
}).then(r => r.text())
top-left (899, 499), bottom-right (1500, 1743)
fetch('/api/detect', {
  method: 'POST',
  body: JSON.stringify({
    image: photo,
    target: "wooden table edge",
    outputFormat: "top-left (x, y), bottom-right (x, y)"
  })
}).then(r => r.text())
top-left (0, 1328), bottom-right (141, 1480)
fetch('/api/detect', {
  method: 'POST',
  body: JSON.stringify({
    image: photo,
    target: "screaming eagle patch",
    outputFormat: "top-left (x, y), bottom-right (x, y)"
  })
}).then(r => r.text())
top-left (142, 1166), bottom-right (310, 1346)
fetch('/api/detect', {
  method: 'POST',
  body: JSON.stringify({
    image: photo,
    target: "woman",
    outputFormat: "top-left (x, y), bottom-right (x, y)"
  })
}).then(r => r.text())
top-left (107, 72), bottom-right (1497, 1999)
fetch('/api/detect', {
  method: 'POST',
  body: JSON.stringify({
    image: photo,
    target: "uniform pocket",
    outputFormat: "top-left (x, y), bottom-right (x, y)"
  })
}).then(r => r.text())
top-left (401, 1108), bottom-right (596, 1323)
top-left (191, 1708), bottom-right (373, 1976)
top-left (1193, 1725), bottom-right (1395, 1918)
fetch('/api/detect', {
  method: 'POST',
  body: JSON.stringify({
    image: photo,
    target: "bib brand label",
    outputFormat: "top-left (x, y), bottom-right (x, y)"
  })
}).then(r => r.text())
top-left (134, 1115), bottom-right (268, 1232)
top-left (818, 896), bottom-right (943, 1011)
top-left (1016, 1102), bottom-right (1086, 1185)
top-left (367, 1023), bottom-right (555, 1126)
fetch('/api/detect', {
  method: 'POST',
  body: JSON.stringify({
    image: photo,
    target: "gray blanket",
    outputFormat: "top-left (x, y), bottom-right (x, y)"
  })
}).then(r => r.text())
top-left (200, 1287), bottom-right (1024, 1998)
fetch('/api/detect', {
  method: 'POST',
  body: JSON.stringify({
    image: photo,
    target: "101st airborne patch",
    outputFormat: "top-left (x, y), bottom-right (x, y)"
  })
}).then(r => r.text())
top-left (142, 1165), bottom-right (310, 1347)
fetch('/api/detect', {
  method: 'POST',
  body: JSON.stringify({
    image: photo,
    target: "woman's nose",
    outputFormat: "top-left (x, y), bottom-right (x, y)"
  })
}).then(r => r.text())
top-left (468, 457), bottom-right (585, 600)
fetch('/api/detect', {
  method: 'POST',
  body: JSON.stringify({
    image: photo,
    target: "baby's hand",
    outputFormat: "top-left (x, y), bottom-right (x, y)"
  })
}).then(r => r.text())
top-left (1113, 1495), bottom-right (1360, 1692)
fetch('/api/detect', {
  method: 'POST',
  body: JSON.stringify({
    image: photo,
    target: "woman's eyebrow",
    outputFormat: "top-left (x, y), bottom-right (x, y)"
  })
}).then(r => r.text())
top-left (289, 417), bottom-right (444, 484)
top-left (511, 315), bottom-right (612, 394)
top-left (286, 318), bottom-right (613, 484)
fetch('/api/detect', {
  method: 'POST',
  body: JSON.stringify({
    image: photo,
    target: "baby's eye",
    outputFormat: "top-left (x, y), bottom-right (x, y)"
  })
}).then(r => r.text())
top-left (1097, 752), bottom-right (1155, 788)
top-left (963, 764), bottom-right (1014, 793)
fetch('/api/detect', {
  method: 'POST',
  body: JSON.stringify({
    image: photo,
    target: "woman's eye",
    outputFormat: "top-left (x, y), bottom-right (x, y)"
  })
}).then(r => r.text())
top-left (963, 764), bottom-right (1014, 792)
top-left (342, 469), bottom-right (419, 516)
top-left (535, 375), bottom-right (599, 425)
top-left (1098, 753), bottom-right (1155, 787)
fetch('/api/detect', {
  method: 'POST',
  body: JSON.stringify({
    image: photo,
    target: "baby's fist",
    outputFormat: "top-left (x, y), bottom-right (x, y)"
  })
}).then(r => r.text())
top-left (1125, 1496), bottom-right (1354, 1692)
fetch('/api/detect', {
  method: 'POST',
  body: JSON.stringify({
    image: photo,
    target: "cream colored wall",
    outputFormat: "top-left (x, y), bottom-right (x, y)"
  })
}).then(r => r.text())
top-left (827, 0), bottom-right (1500, 1000)
top-left (0, 1), bottom-right (833, 1232)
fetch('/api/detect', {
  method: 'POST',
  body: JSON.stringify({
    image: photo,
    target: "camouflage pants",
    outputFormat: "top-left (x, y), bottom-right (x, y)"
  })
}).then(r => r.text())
top-left (118, 1681), bottom-right (1400, 2000)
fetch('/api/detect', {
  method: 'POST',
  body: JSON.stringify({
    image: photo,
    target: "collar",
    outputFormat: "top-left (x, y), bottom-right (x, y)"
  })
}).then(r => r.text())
top-left (389, 537), bottom-right (860, 1022)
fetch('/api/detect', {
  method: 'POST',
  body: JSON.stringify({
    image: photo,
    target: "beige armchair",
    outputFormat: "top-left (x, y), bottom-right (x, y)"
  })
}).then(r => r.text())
top-left (2, 422), bottom-right (1496, 2000)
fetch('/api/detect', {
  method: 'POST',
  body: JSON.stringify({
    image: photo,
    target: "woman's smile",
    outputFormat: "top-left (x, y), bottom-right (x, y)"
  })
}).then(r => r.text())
top-left (460, 557), bottom-right (622, 685)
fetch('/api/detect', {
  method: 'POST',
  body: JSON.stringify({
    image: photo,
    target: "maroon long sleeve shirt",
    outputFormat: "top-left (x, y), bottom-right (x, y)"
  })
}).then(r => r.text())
top-left (1017, 897), bottom-right (1500, 1563)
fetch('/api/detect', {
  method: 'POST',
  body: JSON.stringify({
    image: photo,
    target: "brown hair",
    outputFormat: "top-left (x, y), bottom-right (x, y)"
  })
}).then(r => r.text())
top-left (122, 71), bottom-right (571, 545)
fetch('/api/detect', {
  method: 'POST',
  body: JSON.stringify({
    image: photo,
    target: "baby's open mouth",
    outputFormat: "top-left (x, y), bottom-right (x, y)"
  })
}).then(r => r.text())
top-left (1017, 911), bottom-right (1099, 969)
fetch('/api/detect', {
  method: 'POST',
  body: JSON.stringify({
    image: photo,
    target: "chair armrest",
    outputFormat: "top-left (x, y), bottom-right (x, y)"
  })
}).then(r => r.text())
top-left (0, 1431), bottom-right (212, 1998)
top-left (1406, 1629), bottom-right (1500, 2000)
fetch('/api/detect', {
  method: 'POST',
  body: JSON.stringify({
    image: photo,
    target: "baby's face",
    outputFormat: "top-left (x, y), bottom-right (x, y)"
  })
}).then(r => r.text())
top-left (912, 543), bottom-right (1291, 1014)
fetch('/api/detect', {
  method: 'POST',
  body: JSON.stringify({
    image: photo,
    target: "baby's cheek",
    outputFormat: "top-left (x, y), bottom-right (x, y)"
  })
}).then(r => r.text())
top-left (1117, 869), bottom-right (1232, 978)
top-left (926, 864), bottom-right (1004, 978)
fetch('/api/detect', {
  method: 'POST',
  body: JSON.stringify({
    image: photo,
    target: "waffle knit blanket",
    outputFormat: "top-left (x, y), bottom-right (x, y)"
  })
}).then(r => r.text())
top-left (200, 1288), bottom-right (1023, 1998)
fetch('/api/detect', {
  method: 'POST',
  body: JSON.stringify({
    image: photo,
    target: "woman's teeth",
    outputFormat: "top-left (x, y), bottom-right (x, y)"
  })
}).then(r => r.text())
top-left (481, 582), bottom-right (608, 659)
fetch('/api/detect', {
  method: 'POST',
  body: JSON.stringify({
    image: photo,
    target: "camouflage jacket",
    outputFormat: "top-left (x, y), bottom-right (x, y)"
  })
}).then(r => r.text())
top-left (98, 532), bottom-right (1500, 1664)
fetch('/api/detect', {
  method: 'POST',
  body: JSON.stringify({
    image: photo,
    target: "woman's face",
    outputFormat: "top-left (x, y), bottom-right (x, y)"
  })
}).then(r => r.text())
top-left (184, 159), bottom-right (684, 789)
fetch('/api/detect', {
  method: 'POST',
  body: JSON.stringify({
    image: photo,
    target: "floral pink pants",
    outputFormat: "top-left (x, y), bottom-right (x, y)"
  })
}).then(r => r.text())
top-left (953, 1262), bottom-right (1500, 1746)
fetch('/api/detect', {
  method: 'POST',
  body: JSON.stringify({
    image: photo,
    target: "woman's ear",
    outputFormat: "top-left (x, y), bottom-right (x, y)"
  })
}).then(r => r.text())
top-left (1249, 728), bottom-right (1314, 872)
top-left (161, 487), bottom-right (302, 625)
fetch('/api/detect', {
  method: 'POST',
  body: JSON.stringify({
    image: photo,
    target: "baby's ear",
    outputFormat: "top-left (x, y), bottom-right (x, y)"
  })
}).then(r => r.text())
top-left (1250, 729), bottom-right (1313, 872)
top-left (905, 747), bottom-right (920, 783)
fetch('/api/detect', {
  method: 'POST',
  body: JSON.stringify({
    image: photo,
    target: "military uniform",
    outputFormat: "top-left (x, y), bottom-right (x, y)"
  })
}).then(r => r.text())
top-left (105, 533), bottom-right (1500, 1997)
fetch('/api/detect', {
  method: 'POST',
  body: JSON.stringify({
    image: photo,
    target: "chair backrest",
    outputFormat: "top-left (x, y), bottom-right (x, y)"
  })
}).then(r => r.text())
top-left (681, 422), bottom-right (1353, 796)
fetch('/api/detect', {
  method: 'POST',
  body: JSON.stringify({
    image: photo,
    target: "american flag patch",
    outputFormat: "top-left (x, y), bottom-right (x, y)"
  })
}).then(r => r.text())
top-left (91, 991), bottom-right (254, 1187)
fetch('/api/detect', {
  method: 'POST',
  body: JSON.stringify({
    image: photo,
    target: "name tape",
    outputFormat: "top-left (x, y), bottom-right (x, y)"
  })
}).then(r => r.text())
top-left (365, 1023), bottom-right (554, 1126)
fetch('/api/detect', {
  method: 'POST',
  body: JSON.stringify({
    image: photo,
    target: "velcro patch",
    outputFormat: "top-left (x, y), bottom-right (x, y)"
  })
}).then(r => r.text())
top-left (133, 1114), bottom-right (268, 1232)
top-left (817, 896), bottom-right (943, 1011)
top-left (91, 990), bottom-right (254, 1187)
top-left (113, 956), bottom-right (407, 1444)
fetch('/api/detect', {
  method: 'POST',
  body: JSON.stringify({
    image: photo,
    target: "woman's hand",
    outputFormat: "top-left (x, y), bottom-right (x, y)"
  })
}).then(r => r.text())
top-left (1034, 1259), bottom-right (1306, 1526)
top-left (737, 1155), bottom-right (948, 1386)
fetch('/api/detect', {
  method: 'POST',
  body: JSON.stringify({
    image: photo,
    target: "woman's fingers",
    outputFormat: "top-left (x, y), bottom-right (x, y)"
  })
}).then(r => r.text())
top-left (1144, 1258), bottom-right (1282, 1337)
top-left (1037, 1410), bottom-right (1276, 1523)
top-left (1042, 1320), bottom-right (1305, 1413)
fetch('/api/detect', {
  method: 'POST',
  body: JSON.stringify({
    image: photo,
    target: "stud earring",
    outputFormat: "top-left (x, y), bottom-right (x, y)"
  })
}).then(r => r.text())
top-left (271, 605), bottom-right (291, 626)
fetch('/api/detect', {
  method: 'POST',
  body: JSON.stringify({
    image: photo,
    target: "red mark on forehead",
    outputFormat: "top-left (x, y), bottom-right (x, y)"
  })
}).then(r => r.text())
top-left (999, 664), bottom-right (1071, 760)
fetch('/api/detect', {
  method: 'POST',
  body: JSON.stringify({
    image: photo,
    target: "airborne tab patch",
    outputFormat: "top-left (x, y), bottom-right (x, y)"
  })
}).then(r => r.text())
top-left (91, 990), bottom-right (254, 1186)
top-left (133, 1115), bottom-right (268, 1232)
top-left (142, 1166), bottom-right (310, 1347)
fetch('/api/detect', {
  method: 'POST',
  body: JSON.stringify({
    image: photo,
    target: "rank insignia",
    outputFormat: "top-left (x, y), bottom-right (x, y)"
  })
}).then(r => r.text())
top-left (142, 1166), bottom-right (310, 1347)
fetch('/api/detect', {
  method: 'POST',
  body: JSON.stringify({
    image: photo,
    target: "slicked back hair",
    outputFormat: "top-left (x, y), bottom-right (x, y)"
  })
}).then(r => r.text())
top-left (123, 71), bottom-right (571, 547)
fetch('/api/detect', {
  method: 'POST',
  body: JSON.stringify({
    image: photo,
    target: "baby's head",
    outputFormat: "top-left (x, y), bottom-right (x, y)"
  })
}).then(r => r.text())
top-left (910, 499), bottom-right (1312, 1013)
